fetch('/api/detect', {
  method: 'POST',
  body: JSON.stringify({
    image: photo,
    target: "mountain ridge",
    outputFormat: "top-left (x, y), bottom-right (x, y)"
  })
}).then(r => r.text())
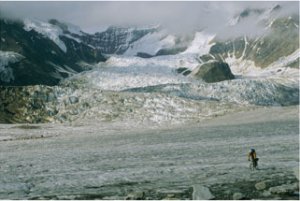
top-left (0, 7), bottom-right (298, 86)
top-left (0, 5), bottom-right (299, 124)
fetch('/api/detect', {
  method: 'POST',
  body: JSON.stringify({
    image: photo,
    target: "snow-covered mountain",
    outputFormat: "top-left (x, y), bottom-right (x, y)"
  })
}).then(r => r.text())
top-left (57, 24), bottom-right (192, 57)
top-left (0, 4), bottom-right (299, 124)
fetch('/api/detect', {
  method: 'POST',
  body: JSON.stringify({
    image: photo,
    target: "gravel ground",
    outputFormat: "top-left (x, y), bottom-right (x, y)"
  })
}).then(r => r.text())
top-left (0, 106), bottom-right (299, 199)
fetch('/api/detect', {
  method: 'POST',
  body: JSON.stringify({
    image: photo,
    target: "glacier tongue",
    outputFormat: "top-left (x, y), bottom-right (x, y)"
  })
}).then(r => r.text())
top-left (54, 47), bottom-right (299, 125)
top-left (62, 54), bottom-right (200, 91)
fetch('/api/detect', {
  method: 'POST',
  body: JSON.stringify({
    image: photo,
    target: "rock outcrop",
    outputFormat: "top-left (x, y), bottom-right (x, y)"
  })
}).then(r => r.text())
top-left (192, 61), bottom-right (235, 83)
top-left (0, 85), bottom-right (60, 123)
top-left (232, 192), bottom-right (245, 200)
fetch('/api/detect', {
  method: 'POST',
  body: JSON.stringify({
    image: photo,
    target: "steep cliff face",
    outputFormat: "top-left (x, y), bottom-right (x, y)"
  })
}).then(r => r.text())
top-left (0, 18), bottom-right (106, 86)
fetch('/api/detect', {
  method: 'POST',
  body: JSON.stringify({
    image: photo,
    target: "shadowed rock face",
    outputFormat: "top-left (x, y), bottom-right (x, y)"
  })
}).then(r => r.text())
top-left (0, 18), bottom-right (106, 86)
top-left (193, 61), bottom-right (235, 83)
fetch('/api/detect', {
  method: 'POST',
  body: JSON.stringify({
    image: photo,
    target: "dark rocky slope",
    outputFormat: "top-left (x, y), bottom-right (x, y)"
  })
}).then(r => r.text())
top-left (0, 18), bottom-right (106, 86)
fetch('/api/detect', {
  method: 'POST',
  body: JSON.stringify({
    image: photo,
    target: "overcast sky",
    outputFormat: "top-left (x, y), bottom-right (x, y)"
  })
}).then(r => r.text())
top-left (0, 1), bottom-right (298, 35)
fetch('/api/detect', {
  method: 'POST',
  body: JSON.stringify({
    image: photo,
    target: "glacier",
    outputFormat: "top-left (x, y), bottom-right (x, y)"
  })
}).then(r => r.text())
top-left (53, 46), bottom-right (299, 125)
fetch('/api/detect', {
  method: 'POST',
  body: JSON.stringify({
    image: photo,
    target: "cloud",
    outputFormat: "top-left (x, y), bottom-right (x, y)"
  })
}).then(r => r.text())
top-left (0, 1), bottom-right (298, 37)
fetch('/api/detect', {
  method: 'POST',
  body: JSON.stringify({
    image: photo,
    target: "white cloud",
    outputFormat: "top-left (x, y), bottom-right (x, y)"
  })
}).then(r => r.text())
top-left (0, 1), bottom-right (298, 37)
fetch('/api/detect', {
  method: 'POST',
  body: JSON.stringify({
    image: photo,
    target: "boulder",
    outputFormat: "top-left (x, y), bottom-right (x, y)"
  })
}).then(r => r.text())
top-left (192, 185), bottom-right (215, 200)
top-left (262, 190), bottom-right (271, 197)
top-left (125, 191), bottom-right (145, 200)
top-left (102, 196), bottom-right (124, 200)
top-left (232, 192), bottom-right (245, 200)
top-left (269, 183), bottom-right (298, 195)
top-left (255, 181), bottom-right (267, 190)
top-left (56, 195), bottom-right (77, 200)
top-left (47, 92), bottom-right (56, 102)
top-left (69, 96), bottom-right (79, 104)
top-left (192, 61), bottom-right (235, 83)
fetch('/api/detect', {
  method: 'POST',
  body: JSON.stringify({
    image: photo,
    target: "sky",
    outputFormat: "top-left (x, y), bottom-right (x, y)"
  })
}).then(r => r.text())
top-left (0, 1), bottom-right (299, 35)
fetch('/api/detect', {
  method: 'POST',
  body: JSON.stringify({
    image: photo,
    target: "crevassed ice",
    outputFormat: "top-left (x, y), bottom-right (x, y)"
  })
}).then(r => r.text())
top-left (104, 54), bottom-right (199, 69)
top-left (74, 64), bottom-right (191, 91)
top-left (75, 54), bottom-right (199, 90)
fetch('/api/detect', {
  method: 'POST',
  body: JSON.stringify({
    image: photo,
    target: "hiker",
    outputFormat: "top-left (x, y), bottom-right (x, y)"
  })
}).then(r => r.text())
top-left (248, 148), bottom-right (258, 169)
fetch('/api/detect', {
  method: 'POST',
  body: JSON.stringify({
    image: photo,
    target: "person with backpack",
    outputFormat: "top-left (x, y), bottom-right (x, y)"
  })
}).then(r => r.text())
top-left (248, 148), bottom-right (259, 170)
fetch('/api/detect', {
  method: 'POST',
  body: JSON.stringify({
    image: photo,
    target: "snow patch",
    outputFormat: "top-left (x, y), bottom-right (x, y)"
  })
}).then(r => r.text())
top-left (47, 61), bottom-right (77, 80)
top-left (267, 49), bottom-right (299, 69)
top-left (24, 19), bottom-right (67, 53)
top-left (181, 32), bottom-right (215, 55)
top-left (225, 50), bottom-right (299, 87)
top-left (0, 51), bottom-right (24, 83)
top-left (64, 34), bottom-right (82, 43)
top-left (124, 31), bottom-right (176, 56)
